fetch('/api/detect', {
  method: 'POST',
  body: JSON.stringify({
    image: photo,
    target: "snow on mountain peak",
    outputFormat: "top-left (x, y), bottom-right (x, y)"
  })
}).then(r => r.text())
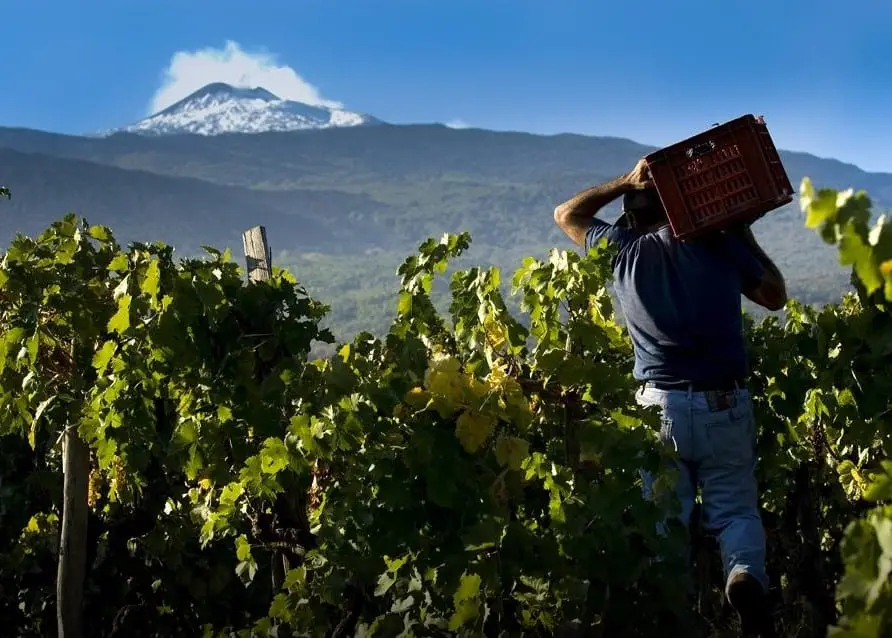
top-left (112, 82), bottom-right (378, 136)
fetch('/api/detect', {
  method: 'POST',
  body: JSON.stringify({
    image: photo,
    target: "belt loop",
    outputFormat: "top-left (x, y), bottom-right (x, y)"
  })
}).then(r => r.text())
top-left (686, 384), bottom-right (692, 400)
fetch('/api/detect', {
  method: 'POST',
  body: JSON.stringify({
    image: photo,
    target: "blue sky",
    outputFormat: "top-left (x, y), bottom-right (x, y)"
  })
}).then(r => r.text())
top-left (2, 0), bottom-right (889, 172)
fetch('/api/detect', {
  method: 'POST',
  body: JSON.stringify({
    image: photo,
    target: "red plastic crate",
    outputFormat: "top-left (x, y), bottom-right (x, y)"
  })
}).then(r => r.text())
top-left (644, 114), bottom-right (793, 240)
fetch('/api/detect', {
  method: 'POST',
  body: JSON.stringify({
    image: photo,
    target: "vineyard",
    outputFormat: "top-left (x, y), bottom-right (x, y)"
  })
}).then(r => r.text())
top-left (0, 176), bottom-right (889, 638)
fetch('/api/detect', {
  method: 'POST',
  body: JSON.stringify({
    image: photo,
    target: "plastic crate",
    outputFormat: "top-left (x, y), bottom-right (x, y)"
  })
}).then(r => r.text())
top-left (644, 114), bottom-right (793, 241)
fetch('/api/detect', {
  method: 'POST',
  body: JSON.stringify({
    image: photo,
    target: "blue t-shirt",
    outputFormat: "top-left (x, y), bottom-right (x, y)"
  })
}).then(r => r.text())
top-left (585, 220), bottom-right (765, 384)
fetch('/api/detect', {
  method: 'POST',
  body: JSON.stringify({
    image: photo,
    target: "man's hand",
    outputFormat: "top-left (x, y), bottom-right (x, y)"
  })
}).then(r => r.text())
top-left (624, 158), bottom-right (654, 191)
top-left (553, 158), bottom-right (653, 246)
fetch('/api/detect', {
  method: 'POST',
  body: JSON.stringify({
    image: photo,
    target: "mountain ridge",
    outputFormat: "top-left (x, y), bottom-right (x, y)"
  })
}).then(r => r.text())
top-left (1, 119), bottom-right (888, 183)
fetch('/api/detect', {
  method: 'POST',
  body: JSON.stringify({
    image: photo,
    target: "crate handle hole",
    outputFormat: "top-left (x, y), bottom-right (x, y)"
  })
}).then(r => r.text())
top-left (686, 141), bottom-right (716, 159)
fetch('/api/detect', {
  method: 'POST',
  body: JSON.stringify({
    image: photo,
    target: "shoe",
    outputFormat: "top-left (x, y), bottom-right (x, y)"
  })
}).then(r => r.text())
top-left (726, 571), bottom-right (774, 637)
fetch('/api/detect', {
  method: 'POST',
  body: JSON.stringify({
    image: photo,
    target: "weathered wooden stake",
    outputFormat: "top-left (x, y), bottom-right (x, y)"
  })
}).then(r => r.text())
top-left (242, 225), bottom-right (272, 282)
top-left (241, 224), bottom-right (287, 590)
top-left (57, 422), bottom-right (90, 638)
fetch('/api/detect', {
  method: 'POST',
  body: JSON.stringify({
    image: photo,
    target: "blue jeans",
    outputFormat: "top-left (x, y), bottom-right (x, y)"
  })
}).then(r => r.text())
top-left (636, 384), bottom-right (768, 595)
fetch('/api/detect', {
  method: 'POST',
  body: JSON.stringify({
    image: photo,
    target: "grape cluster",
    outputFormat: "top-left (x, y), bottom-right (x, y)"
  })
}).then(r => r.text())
top-left (87, 467), bottom-right (103, 509)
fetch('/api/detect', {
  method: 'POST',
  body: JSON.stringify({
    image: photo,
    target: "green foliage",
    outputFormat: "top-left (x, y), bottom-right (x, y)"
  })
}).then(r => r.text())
top-left (0, 216), bottom-right (332, 635)
top-left (0, 176), bottom-right (889, 636)
top-left (791, 178), bottom-right (892, 636)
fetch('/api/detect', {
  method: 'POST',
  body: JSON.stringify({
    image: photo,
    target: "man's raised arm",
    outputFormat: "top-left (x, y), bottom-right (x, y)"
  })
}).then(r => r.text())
top-left (553, 158), bottom-right (653, 246)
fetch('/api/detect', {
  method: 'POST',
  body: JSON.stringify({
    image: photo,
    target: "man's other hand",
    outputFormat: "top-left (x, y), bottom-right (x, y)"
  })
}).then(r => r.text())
top-left (625, 159), bottom-right (655, 191)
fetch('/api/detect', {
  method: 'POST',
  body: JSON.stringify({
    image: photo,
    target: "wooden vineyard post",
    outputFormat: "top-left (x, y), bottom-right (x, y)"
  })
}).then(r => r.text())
top-left (57, 420), bottom-right (90, 638)
top-left (240, 225), bottom-right (290, 590)
top-left (242, 225), bottom-right (272, 282)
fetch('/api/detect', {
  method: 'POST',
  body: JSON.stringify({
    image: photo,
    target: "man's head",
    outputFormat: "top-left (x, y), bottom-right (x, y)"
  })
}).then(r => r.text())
top-left (622, 188), bottom-right (668, 231)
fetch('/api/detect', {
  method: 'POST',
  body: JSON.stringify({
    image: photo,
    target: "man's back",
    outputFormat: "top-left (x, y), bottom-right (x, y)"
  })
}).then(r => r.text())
top-left (594, 225), bottom-right (764, 384)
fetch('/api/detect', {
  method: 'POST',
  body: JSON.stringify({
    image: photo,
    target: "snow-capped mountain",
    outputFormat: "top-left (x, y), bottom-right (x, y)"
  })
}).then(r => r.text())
top-left (111, 82), bottom-right (379, 136)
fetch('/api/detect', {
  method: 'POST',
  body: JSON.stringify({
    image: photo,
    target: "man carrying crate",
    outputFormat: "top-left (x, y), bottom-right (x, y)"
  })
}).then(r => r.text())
top-left (554, 159), bottom-right (786, 636)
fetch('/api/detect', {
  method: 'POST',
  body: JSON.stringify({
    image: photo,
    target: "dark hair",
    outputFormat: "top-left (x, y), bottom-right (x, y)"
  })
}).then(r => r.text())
top-left (622, 189), bottom-right (667, 229)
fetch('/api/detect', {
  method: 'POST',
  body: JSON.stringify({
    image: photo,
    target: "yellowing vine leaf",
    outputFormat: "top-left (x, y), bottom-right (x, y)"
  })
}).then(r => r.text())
top-left (455, 409), bottom-right (496, 453)
top-left (483, 315), bottom-right (507, 349)
top-left (424, 353), bottom-right (467, 402)
top-left (494, 435), bottom-right (530, 470)
top-left (448, 571), bottom-right (482, 630)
